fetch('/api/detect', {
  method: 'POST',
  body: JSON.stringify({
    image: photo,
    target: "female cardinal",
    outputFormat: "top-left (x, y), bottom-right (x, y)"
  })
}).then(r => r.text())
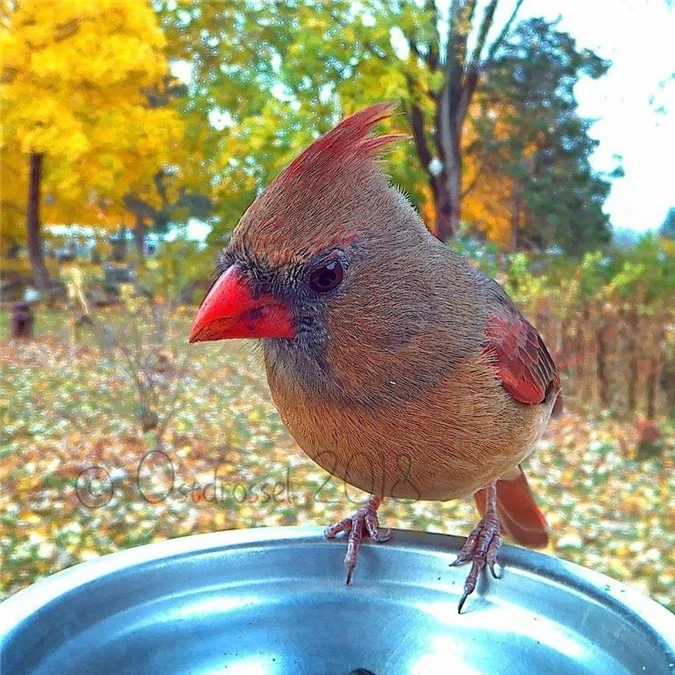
top-left (190, 103), bottom-right (561, 612)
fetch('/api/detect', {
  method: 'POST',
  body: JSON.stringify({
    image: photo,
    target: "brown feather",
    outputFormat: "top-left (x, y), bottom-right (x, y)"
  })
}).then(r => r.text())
top-left (282, 101), bottom-right (404, 183)
top-left (221, 103), bottom-right (561, 546)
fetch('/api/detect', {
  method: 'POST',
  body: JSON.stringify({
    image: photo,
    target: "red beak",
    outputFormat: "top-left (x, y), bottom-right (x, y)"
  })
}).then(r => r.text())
top-left (188, 266), bottom-right (296, 343)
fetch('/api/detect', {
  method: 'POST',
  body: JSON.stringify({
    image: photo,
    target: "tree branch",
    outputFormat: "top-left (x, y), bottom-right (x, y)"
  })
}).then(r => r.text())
top-left (123, 193), bottom-right (159, 220)
top-left (328, 10), bottom-right (388, 61)
top-left (470, 0), bottom-right (498, 65)
top-left (408, 39), bottom-right (425, 65)
top-left (446, 0), bottom-right (469, 101)
top-left (456, 0), bottom-right (478, 67)
top-left (409, 101), bottom-right (434, 171)
top-left (424, 0), bottom-right (441, 71)
top-left (402, 89), bottom-right (440, 202)
top-left (457, 60), bottom-right (481, 123)
top-left (484, 0), bottom-right (525, 66)
top-left (153, 170), bottom-right (170, 211)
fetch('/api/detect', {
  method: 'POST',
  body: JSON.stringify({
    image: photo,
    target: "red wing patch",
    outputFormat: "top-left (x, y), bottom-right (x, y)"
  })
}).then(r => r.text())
top-left (484, 314), bottom-right (560, 406)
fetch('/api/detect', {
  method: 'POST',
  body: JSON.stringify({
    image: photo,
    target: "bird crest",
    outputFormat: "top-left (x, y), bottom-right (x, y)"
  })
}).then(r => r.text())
top-left (233, 102), bottom-right (407, 263)
top-left (279, 102), bottom-right (406, 186)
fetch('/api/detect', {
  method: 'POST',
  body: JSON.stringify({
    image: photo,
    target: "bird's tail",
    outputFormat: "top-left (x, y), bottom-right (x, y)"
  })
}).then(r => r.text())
top-left (474, 466), bottom-right (549, 549)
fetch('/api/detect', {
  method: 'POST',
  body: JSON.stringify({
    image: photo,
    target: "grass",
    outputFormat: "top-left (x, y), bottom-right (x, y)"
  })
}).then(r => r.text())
top-left (0, 307), bottom-right (673, 612)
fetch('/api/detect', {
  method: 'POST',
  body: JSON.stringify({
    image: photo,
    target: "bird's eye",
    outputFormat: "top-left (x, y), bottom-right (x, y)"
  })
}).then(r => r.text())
top-left (308, 259), bottom-right (343, 293)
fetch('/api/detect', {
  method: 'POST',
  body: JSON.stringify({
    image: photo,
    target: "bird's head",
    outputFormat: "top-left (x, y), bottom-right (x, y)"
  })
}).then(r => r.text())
top-left (189, 103), bottom-right (446, 397)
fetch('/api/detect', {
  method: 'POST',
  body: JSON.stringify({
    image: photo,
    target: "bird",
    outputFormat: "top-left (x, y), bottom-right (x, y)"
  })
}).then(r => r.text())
top-left (189, 102), bottom-right (562, 612)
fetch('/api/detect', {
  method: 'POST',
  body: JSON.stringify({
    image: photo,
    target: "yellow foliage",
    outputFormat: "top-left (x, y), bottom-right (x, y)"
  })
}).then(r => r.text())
top-left (420, 186), bottom-right (437, 234)
top-left (462, 104), bottom-right (523, 249)
top-left (0, 0), bottom-right (184, 242)
top-left (462, 164), bottom-right (516, 249)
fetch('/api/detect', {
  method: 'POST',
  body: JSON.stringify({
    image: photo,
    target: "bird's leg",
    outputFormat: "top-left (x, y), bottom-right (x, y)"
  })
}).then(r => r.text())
top-left (450, 480), bottom-right (502, 613)
top-left (324, 495), bottom-right (391, 584)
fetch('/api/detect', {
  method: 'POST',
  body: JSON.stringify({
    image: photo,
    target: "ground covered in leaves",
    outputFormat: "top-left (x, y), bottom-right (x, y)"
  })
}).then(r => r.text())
top-left (1, 309), bottom-right (673, 612)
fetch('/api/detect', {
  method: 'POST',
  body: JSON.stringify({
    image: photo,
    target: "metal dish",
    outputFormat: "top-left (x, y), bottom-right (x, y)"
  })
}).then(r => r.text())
top-left (1, 526), bottom-right (673, 674)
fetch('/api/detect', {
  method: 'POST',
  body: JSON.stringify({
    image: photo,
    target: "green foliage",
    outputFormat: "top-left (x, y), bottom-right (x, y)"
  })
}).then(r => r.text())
top-left (456, 234), bottom-right (674, 406)
top-left (608, 234), bottom-right (675, 309)
top-left (135, 240), bottom-right (217, 306)
top-left (156, 2), bottom-right (613, 254)
top-left (455, 233), bottom-right (673, 319)
top-left (449, 233), bottom-right (504, 280)
top-left (156, 0), bottom-right (413, 243)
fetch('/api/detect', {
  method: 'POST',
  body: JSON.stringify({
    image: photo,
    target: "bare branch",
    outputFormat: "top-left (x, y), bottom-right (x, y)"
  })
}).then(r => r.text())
top-left (409, 101), bottom-right (434, 172)
top-left (408, 38), bottom-right (438, 73)
top-left (408, 39), bottom-right (425, 64)
top-left (424, 0), bottom-right (441, 70)
top-left (448, 0), bottom-right (478, 69)
top-left (459, 0), bottom-right (479, 57)
top-left (484, 0), bottom-right (525, 66)
top-left (457, 60), bottom-right (481, 123)
top-left (328, 10), bottom-right (388, 61)
top-left (470, 0), bottom-right (498, 65)
top-left (464, 0), bottom-right (479, 27)
top-left (153, 170), bottom-right (170, 210)
top-left (445, 0), bottom-right (468, 97)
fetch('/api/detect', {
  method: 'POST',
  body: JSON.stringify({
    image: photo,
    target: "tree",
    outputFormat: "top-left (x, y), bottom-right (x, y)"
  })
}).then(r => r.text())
top-left (157, 0), bottom-right (530, 243)
top-left (659, 208), bottom-right (675, 240)
top-left (119, 75), bottom-right (214, 258)
top-left (463, 18), bottom-right (613, 253)
top-left (0, 139), bottom-right (26, 256)
top-left (1, 0), bottom-right (183, 289)
top-left (397, 0), bottom-right (525, 240)
top-left (157, 2), bottom-right (613, 252)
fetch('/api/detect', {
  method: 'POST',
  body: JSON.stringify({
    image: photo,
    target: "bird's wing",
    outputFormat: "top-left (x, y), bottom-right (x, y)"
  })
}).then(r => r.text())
top-left (484, 311), bottom-right (561, 407)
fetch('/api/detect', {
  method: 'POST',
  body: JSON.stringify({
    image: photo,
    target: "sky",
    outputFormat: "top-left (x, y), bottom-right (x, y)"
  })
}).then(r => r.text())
top-left (496, 0), bottom-right (675, 233)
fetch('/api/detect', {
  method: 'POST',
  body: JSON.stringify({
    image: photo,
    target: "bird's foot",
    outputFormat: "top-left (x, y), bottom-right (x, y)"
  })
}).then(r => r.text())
top-left (324, 495), bottom-right (391, 584)
top-left (450, 482), bottom-right (502, 613)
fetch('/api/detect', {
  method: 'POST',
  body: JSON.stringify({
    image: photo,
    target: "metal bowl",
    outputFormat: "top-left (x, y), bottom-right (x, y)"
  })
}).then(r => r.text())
top-left (1, 526), bottom-right (673, 674)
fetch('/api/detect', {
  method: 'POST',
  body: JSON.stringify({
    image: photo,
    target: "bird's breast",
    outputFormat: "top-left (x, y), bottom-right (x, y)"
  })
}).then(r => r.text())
top-left (265, 351), bottom-right (553, 501)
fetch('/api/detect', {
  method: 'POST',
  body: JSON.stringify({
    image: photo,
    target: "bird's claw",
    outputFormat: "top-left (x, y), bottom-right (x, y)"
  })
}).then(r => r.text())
top-left (451, 511), bottom-right (502, 613)
top-left (324, 496), bottom-right (391, 584)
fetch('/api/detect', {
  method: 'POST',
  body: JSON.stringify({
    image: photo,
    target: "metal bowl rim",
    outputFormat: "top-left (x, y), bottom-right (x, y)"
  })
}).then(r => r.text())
top-left (1, 526), bottom-right (673, 650)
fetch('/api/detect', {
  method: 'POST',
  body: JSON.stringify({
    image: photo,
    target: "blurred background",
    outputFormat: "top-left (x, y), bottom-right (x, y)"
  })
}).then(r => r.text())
top-left (1, 1), bottom-right (673, 611)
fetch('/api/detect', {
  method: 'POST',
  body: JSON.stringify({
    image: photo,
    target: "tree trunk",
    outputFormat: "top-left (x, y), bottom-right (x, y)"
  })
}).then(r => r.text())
top-left (596, 317), bottom-right (610, 409)
top-left (26, 152), bottom-right (50, 291)
top-left (133, 214), bottom-right (145, 259)
top-left (581, 301), bottom-right (593, 403)
top-left (111, 228), bottom-right (128, 262)
top-left (511, 191), bottom-right (522, 251)
top-left (434, 81), bottom-right (463, 242)
top-left (646, 322), bottom-right (664, 420)
top-left (404, 0), bottom-right (524, 244)
top-left (626, 307), bottom-right (639, 415)
top-left (434, 172), bottom-right (460, 242)
top-left (645, 366), bottom-right (657, 421)
top-left (661, 354), bottom-right (675, 418)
